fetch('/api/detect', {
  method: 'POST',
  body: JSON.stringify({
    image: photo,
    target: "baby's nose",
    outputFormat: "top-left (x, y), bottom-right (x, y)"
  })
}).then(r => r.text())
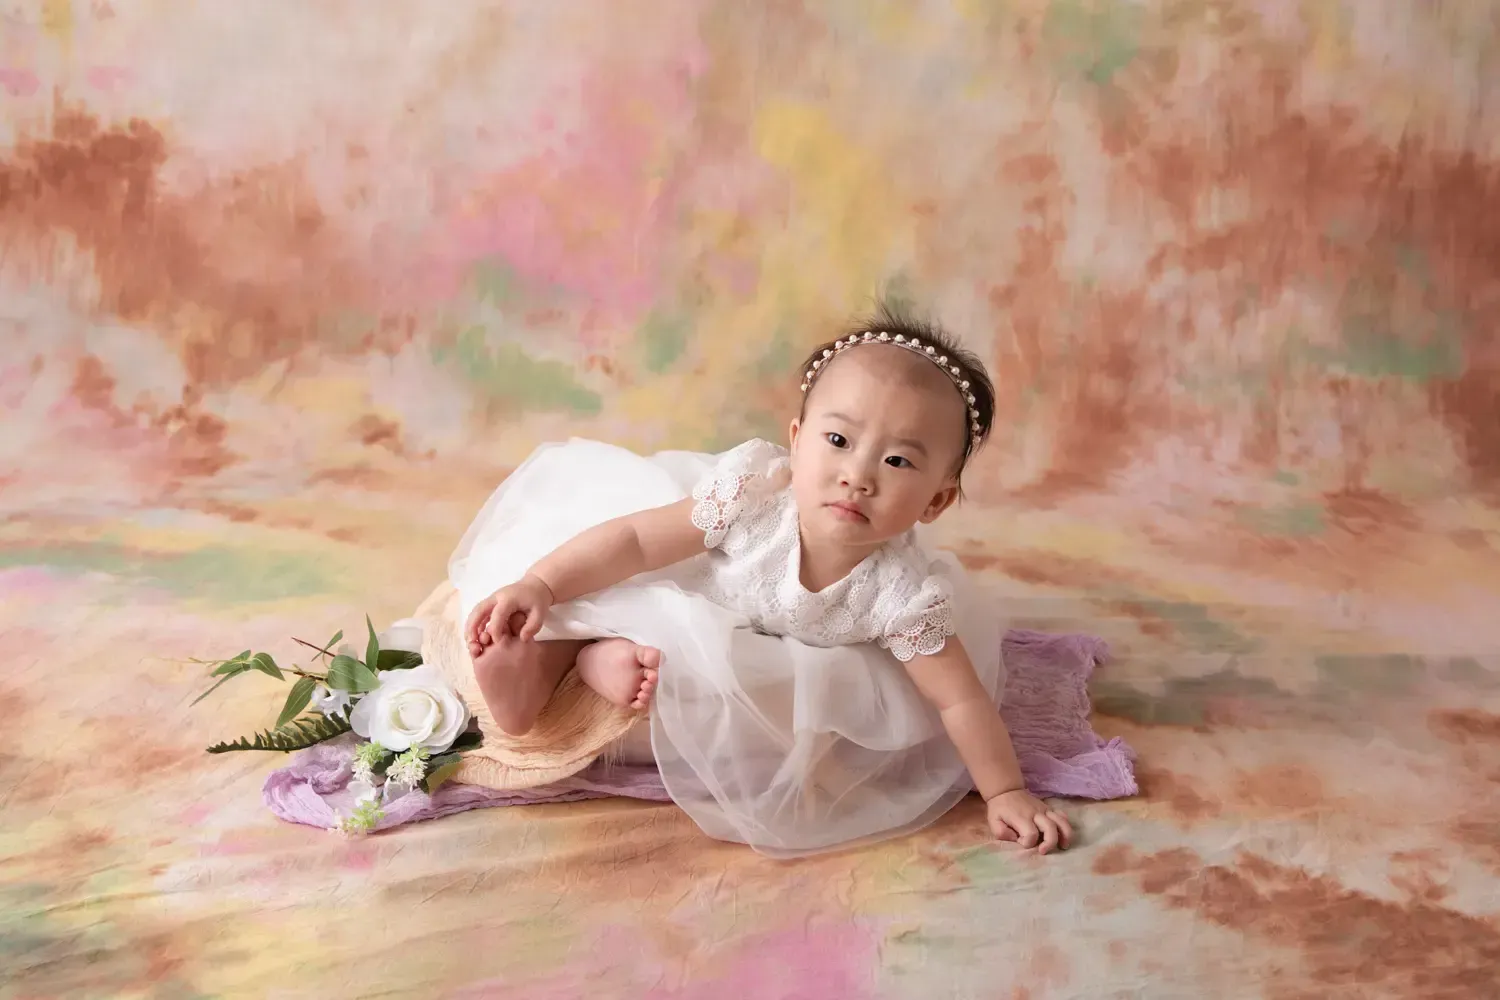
top-left (840, 465), bottom-right (875, 494)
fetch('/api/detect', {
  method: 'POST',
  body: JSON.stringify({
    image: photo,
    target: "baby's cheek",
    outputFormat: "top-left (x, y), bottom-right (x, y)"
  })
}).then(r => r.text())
top-left (895, 490), bottom-right (934, 521)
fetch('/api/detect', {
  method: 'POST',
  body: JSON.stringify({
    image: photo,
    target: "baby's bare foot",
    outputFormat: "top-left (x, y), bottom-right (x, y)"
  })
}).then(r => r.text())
top-left (470, 635), bottom-right (586, 735)
top-left (575, 638), bottom-right (660, 711)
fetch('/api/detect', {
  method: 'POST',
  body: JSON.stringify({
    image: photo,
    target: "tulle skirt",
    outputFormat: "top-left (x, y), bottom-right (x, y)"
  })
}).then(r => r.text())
top-left (448, 438), bottom-right (1006, 857)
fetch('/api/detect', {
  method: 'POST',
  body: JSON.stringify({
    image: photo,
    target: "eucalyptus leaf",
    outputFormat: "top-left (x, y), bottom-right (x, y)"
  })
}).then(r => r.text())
top-left (276, 676), bottom-right (317, 727)
top-left (211, 651), bottom-right (253, 676)
top-left (249, 651), bottom-right (284, 680)
top-left (376, 649), bottom-right (422, 671)
top-left (447, 730), bottom-right (484, 753)
top-left (351, 661), bottom-right (379, 692)
top-left (327, 654), bottom-right (379, 693)
top-left (365, 615), bottom-right (380, 672)
top-left (191, 671), bottom-right (241, 706)
top-left (421, 757), bottom-right (463, 795)
top-left (210, 658), bottom-right (250, 678)
top-left (309, 630), bottom-right (342, 662)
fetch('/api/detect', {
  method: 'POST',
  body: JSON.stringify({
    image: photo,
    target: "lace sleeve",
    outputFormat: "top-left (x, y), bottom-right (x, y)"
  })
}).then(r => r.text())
top-left (880, 599), bottom-right (955, 661)
top-left (690, 439), bottom-right (786, 549)
top-left (878, 568), bottom-right (958, 661)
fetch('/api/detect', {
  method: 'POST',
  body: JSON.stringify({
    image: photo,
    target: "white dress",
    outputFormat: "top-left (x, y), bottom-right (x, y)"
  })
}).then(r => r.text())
top-left (448, 437), bottom-right (1006, 858)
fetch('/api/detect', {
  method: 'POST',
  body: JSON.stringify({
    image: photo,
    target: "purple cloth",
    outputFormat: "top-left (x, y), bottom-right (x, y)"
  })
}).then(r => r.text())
top-left (264, 629), bottom-right (1136, 833)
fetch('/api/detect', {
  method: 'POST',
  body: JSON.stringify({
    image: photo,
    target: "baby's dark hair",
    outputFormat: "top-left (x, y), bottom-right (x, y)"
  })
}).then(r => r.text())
top-left (796, 300), bottom-right (996, 479)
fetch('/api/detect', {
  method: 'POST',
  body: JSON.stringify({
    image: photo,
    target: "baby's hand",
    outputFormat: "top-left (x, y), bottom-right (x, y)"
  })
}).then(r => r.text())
top-left (986, 788), bottom-right (1072, 854)
top-left (465, 575), bottom-right (554, 652)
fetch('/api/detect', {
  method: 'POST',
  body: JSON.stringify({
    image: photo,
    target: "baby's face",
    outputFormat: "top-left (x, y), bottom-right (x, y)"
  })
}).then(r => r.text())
top-left (788, 346), bottom-right (967, 550)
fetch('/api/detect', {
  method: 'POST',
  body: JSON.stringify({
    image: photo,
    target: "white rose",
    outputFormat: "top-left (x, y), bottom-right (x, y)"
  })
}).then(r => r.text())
top-left (348, 665), bottom-right (470, 754)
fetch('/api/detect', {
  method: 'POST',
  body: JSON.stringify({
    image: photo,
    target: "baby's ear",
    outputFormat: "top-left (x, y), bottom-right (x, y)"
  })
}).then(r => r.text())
top-left (919, 484), bottom-right (959, 523)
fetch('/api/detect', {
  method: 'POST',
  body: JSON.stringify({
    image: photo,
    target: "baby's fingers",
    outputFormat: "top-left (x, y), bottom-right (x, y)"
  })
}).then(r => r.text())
top-left (1049, 809), bottom-right (1073, 849)
top-left (521, 606), bottom-right (545, 641)
top-left (1010, 812), bottom-right (1040, 849)
top-left (1034, 814), bottom-right (1062, 855)
top-left (465, 600), bottom-right (493, 643)
top-left (485, 600), bottom-right (514, 641)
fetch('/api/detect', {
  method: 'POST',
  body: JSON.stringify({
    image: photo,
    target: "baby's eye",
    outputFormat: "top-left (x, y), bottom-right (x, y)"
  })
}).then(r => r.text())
top-left (825, 432), bottom-right (849, 449)
top-left (885, 455), bottom-right (913, 469)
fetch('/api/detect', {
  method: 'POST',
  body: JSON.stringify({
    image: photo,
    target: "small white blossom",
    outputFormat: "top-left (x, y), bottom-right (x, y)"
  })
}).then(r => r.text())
top-left (349, 778), bottom-right (381, 804)
top-left (350, 741), bottom-right (390, 786)
top-left (386, 747), bottom-right (430, 787)
top-left (332, 780), bottom-right (383, 835)
top-left (310, 684), bottom-right (352, 719)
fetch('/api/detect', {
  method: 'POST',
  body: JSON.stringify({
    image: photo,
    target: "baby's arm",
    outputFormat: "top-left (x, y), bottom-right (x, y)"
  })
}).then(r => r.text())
top-left (902, 638), bottom-right (1024, 797)
top-left (529, 498), bottom-right (706, 604)
top-left (902, 638), bottom-right (1073, 852)
top-left (469, 498), bottom-right (707, 644)
top-left (471, 497), bottom-right (711, 644)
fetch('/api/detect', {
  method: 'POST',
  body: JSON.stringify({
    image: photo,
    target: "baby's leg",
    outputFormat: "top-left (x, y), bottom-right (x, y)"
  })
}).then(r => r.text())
top-left (471, 635), bottom-right (588, 736)
top-left (574, 639), bottom-right (660, 711)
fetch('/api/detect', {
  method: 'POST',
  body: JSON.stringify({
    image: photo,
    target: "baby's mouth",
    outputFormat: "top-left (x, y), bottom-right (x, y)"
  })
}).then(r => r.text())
top-left (826, 501), bottom-right (869, 523)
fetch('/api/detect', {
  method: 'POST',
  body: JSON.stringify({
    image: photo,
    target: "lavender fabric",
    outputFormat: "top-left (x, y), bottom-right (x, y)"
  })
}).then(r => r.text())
top-left (263, 629), bottom-right (1136, 833)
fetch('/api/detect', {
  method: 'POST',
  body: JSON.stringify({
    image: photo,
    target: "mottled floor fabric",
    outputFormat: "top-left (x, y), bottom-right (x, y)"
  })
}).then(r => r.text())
top-left (6, 484), bottom-right (1498, 998)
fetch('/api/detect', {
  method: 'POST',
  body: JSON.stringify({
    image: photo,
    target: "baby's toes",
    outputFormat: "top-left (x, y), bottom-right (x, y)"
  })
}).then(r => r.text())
top-left (636, 646), bottom-right (662, 671)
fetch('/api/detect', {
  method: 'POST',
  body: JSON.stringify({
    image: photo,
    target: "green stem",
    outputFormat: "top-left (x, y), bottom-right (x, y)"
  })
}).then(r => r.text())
top-left (293, 637), bottom-right (339, 661)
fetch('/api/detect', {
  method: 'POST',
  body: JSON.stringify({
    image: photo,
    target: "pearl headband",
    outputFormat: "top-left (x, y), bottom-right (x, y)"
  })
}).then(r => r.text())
top-left (800, 330), bottom-right (983, 447)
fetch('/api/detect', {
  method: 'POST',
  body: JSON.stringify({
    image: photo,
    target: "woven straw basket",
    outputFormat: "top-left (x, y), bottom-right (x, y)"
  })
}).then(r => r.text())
top-left (412, 581), bottom-right (642, 790)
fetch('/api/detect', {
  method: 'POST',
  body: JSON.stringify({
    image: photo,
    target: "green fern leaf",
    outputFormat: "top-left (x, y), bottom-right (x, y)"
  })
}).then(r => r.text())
top-left (205, 713), bottom-right (352, 754)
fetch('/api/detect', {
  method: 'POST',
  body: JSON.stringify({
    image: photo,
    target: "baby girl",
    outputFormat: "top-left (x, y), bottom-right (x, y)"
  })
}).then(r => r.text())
top-left (449, 305), bottom-right (1072, 858)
